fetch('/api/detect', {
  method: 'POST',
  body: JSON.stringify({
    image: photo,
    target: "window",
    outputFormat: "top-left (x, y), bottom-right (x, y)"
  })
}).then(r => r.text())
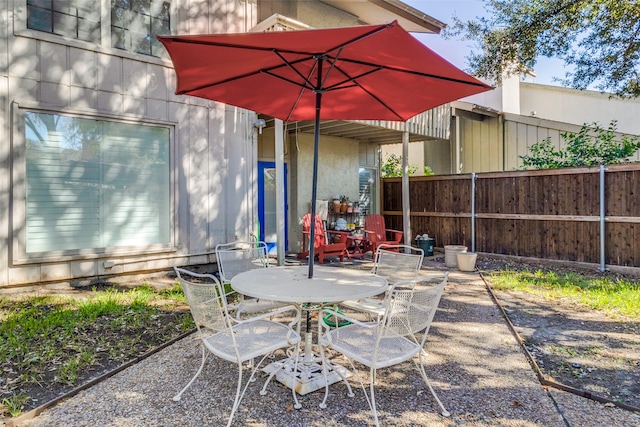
top-left (111, 0), bottom-right (170, 57)
top-left (358, 168), bottom-right (377, 225)
top-left (24, 111), bottom-right (171, 254)
top-left (26, 0), bottom-right (101, 42)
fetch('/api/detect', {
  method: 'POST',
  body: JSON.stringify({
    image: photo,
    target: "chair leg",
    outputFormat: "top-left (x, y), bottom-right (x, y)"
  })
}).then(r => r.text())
top-left (342, 358), bottom-right (377, 425)
top-left (369, 368), bottom-right (380, 427)
top-left (259, 347), bottom-right (302, 410)
top-left (173, 343), bottom-right (208, 401)
top-left (225, 363), bottom-right (243, 427)
top-left (228, 354), bottom-right (274, 426)
top-left (416, 351), bottom-right (450, 417)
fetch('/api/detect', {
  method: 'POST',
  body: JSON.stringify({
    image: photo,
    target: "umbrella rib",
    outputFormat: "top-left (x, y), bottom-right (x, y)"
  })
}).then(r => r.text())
top-left (177, 55), bottom-right (314, 95)
top-left (285, 60), bottom-right (321, 122)
top-left (333, 57), bottom-right (490, 88)
top-left (272, 50), bottom-right (316, 90)
top-left (319, 23), bottom-right (394, 59)
top-left (262, 70), bottom-right (313, 91)
top-left (323, 65), bottom-right (383, 91)
top-left (326, 63), bottom-right (404, 121)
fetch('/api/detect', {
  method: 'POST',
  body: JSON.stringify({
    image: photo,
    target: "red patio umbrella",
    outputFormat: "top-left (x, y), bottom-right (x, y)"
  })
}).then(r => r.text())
top-left (158, 21), bottom-right (492, 277)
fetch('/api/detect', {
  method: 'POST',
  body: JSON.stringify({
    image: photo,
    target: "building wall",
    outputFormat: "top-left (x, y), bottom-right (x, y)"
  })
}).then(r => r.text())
top-left (520, 83), bottom-right (640, 135)
top-left (259, 0), bottom-right (360, 28)
top-left (288, 132), bottom-right (360, 253)
top-left (458, 115), bottom-right (504, 173)
top-left (0, 0), bottom-right (259, 288)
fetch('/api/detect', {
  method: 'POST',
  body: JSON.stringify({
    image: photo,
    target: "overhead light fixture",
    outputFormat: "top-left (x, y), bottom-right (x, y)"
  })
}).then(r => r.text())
top-left (253, 119), bottom-right (266, 134)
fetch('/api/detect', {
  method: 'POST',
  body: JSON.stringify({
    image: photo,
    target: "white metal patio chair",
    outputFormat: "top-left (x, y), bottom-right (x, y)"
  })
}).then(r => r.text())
top-left (215, 240), bottom-right (288, 317)
top-left (172, 267), bottom-right (301, 427)
top-left (339, 244), bottom-right (425, 317)
top-left (320, 275), bottom-right (449, 426)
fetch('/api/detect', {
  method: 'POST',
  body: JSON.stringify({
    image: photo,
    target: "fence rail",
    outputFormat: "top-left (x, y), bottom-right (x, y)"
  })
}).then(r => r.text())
top-left (381, 163), bottom-right (640, 270)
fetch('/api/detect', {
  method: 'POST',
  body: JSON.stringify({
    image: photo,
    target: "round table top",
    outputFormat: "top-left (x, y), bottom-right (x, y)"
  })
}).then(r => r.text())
top-left (230, 265), bottom-right (388, 303)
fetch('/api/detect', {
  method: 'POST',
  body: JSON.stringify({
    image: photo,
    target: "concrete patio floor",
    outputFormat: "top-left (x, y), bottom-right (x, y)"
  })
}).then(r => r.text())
top-left (18, 263), bottom-right (639, 427)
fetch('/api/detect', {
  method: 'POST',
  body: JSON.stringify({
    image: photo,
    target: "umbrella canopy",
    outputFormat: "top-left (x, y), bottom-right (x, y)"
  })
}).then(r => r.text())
top-left (158, 21), bottom-right (492, 277)
top-left (158, 21), bottom-right (490, 122)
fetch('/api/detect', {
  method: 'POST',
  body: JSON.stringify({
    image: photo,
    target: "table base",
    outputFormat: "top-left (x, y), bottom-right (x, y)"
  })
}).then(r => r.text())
top-left (262, 358), bottom-right (352, 395)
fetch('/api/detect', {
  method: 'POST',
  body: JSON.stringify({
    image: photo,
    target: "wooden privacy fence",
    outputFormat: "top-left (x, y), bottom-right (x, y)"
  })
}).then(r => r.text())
top-left (381, 163), bottom-right (640, 270)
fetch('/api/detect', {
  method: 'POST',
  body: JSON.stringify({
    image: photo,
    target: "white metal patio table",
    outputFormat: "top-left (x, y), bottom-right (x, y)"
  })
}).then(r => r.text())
top-left (231, 265), bottom-right (388, 408)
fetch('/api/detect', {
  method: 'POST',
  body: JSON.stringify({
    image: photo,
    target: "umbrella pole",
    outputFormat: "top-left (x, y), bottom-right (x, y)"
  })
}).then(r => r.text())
top-left (307, 93), bottom-right (321, 279)
top-left (308, 60), bottom-right (324, 279)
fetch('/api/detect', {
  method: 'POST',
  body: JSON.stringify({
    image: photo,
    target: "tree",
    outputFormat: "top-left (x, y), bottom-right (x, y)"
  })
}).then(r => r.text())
top-left (447, 0), bottom-right (640, 98)
top-left (380, 153), bottom-right (435, 177)
top-left (381, 153), bottom-right (414, 177)
top-left (519, 121), bottom-right (640, 169)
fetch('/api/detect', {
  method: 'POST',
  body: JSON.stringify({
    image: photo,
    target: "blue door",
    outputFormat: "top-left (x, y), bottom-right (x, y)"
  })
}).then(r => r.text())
top-left (258, 162), bottom-right (287, 254)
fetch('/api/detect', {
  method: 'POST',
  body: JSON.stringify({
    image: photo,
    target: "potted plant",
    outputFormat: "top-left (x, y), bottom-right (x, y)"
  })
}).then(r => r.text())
top-left (339, 195), bottom-right (349, 213)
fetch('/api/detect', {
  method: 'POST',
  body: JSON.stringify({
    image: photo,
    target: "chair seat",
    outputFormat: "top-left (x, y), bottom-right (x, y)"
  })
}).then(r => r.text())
top-left (340, 297), bottom-right (386, 317)
top-left (233, 298), bottom-right (289, 315)
top-left (204, 319), bottom-right (296, 364)
top-left (321, 324), bottom-right (420, 369)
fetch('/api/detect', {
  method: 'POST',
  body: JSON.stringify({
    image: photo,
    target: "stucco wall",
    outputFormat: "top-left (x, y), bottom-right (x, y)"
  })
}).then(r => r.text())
top-left (289, 133), bottom-right (360, 253)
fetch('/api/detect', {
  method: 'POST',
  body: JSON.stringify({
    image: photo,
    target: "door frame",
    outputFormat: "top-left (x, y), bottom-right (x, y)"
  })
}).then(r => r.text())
top-left (257, 161), bottom-right (288, 253)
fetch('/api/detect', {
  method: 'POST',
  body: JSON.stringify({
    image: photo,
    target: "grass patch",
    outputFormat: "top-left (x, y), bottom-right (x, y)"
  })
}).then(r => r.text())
top-left (0, 282), bottom-right (194, 418)
top-left (485, 269), bottom-right (640, 318)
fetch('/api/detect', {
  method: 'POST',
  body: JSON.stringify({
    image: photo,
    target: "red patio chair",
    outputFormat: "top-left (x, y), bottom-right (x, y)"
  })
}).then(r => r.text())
top-left (363, 214), bottom-right (403, 254)
top-left (297, 214), bottom-right (349, 264)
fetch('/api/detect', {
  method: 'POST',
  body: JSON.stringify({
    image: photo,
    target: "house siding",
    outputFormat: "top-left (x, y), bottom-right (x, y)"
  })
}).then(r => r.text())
top-left (0, 0), bottom-right (259, 288)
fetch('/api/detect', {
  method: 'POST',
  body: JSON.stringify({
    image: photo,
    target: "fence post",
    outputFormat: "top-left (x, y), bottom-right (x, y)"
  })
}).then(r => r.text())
top-left (599, 165), bottom-right (606, 272)
top-left (471, 172), bottom-right (476, 253)
top-left (402, 129), bottom-right (411, 251)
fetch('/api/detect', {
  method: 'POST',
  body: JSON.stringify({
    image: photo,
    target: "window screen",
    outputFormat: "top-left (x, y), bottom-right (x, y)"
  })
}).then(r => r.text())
top-left (25, 111), bottom-right (171, 253)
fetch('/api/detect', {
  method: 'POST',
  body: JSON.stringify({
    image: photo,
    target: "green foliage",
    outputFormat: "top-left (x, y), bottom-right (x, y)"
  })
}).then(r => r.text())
top-left (2, 393), bottom-right (29, 417)
top-left (381, 153), bottom-right (433, 177)
top-left (486, 269), bottom-right (640, 318)
top-left (0, 286), bottom-right (194, 417)
top-left (447, 0), bottom-right (640, 98)
top-left (519, 121), bottom-right (640, 169)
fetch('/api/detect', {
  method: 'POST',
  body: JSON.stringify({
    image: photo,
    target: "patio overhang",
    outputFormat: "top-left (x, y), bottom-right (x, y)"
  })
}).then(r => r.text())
top-left (260, 104), bottom-right (451, 145)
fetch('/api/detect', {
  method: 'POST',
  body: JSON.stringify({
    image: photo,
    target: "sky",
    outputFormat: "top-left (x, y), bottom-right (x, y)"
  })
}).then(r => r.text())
top-left (403, 0), bottom-right (568, 87)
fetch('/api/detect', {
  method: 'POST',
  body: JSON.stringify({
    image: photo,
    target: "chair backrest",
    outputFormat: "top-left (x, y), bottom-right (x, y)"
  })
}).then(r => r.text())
top-left (174, 267), bottom-right (229, 333)
top-left (372, 244), bottom-right (424, 283)
top-left (215, 240), bottom-right (269, 282)
top-left (364, 214), bottom-right (386, 241)
top-left (380, 274), bottom-right (447, 341)
top-left (301, 213), bottom-right (327, 248)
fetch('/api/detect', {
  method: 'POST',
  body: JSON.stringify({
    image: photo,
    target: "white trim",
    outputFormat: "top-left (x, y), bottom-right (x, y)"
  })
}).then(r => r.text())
top-left (10, 101), bottom-right (178, 265)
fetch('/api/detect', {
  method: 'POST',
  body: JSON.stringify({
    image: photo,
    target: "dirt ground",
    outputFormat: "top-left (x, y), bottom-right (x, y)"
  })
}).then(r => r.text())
top-left (424, 254), bottom-right (640, 411)
top-left (3, 255), bottom-right (639, 419)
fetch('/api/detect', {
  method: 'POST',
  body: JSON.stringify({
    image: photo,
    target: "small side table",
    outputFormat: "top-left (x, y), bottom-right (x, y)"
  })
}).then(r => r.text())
top-left (347, 234), bottom-right (367, 259)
